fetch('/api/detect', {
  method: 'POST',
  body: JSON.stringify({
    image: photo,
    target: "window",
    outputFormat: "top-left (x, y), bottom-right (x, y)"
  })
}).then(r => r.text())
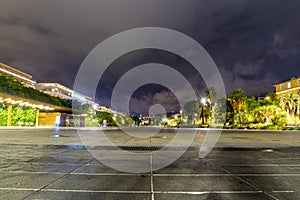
top-left (298, 79), bottom-right (300, 86)
top-left (280, 84), bottom-right (284, 90)
top-left (287, 82), bottom-right (291, 89)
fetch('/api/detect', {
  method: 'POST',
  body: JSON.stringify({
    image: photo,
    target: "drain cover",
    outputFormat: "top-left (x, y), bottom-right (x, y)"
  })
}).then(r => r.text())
top-left (119, 146), bottom-right (161, 151)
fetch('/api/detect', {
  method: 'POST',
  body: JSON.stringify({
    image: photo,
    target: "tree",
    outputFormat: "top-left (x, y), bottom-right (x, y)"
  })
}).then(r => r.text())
top-left (211, 97), bottom-right (227, 124)
top-left (131, 115), bottom-right (141, 126)
top-left (205, 87), bottom-right (217, 106)
top-left (228, 89), bottom-right (247, 125)
top-left (205, 87), bottom-right (217, 123)
top-left (296, 91), bottom-right (300, 118)
top-left (229, 89), bottom-right (247, 114)
top-left (253, 105), bottom-right (281, 124)
top-left (280, 93), bottom-right (297, 118)
top-left (266, 92), bottom-right (278, 101)
top-left (245, 96), bottom-right (258, 122)
top-left (96, 111), bottom-right (116, 126)
top-left (183, 100), bottom-right (200, 125)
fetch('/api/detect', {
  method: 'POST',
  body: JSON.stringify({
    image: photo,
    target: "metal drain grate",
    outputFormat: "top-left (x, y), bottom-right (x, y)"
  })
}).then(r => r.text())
top-left (119, 146), bottom-right (161, 151)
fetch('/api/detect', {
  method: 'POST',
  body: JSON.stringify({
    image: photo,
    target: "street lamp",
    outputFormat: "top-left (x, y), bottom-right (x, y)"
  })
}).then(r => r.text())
top-left (201, 98), bottom-right (206, 126)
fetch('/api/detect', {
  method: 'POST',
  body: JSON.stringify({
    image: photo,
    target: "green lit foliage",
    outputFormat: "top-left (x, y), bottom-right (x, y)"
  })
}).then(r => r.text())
top-left (229, 89), bottom-right (247, 114)
top-left (131, 115), bottom-right (141, 126)
top-left (211, 97), bottom-right (227, 124)
top-left (228, 89), bottom-right (247, 125)
top-left (205, 87), bottom-right (217, 104)
top-left (85, 116), bottom-right (99, 127)
top-left (0, 74), bottom-right (74, 108)
top-left (280, 92), bottom-right (299, 118)
top-left (253, 105), bottom-right (283, 124)
top-left (114, 114), bottom-right (133, 126)
top-left (0, 104), bottom-right (36, 126)
top-left (183, 100), bottom-right (199, 125)
top-left (150, 113), bottom-right (167, 126)
top-left (73, 103), bottom-right (93, 113)
top-left (96, 111), bottom-right (117, 126)
top-left (205, 87), bottom-right (217, 112)
top-left (0, 104), bottom-right (8, 126)
top-left (11, 106), bottom-right (36, 126)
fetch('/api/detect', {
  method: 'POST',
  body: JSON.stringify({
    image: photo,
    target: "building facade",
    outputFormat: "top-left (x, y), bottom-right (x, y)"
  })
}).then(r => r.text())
top-left (0, 62), bottom-right (36, 88)
top-left (274, 77), bottom-right (300, 96)
top-left (36, 83), bottom-right (94, 105)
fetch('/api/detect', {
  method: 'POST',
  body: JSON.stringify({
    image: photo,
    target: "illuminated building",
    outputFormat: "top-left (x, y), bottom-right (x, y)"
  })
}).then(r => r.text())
top-left (274, 77), bottom-right (300, 96)
top-left (98, 106), bottom-right (115, 113)
top-left (36, 82), bottom-right (94, 105)
top-left (0, 62), bottom-right (36, 88)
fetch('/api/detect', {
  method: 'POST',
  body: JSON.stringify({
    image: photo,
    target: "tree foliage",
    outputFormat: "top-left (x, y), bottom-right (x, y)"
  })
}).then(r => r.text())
top-left (183, 100), bottom-right (199, 125)
top-left (95, 111), bottom-right (117, 126)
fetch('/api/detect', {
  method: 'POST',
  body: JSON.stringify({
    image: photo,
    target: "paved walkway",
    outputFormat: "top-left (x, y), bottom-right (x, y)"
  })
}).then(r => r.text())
top-left (0, 128), bottom-right (299, 199)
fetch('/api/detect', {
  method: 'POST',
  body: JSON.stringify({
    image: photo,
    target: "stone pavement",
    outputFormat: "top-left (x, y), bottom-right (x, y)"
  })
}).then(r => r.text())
top-left (0, 128), bottom-right (299, 199)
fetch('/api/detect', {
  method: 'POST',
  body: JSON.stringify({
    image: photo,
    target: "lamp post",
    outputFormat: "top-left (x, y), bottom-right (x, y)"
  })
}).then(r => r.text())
top-left (201, 98), bottom-right (206, 126)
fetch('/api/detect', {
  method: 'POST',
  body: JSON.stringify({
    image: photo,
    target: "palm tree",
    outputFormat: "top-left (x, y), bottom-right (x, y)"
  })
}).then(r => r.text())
top-left (205, 87), bottom-right (217, 124)
top-left (296, 91), bottom-right (300, 118)
top-left (228, 89), bottom-right (247, 125)
top-left (294, 90), bottom-right (300, 119)
top-left (279, 93), bottom-right (297, 118)
top-left (229, 89), bottom-right (247, 114)
top-left (205, 87), bottom-right (217, 106)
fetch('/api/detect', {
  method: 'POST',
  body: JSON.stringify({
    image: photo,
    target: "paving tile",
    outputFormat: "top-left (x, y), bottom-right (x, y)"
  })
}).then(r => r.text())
top-left (270, 192), bottom-right (300, 199)
top-left (27, 191), bottom-right (151, 200)
top-left (28, 152), bottom-right (94, 164)
top-left (0, 190), bottom-right (34, 200)
top-left (72, 163), bottom-right (145, 174)
top-left (239, 176), bottom-right (300, 191)
top-left (262, 158), bottom-right (300, 165)
top-left (0, 172), bottom-right (63, 189)
top-left (86, 150), bottom-right (151, 173)
top-left (0, 163), bottom-right (83, 173)
top-left (154, 157), bottom-right (226, 174)
top-left (154, 176), bottom-right (257, 192)
top-left (45, 174), bottom-right (151, 191)
top-left (154, 192), bottom-right (274, 200)
top-left (223, 166), bottom-right (300, 174)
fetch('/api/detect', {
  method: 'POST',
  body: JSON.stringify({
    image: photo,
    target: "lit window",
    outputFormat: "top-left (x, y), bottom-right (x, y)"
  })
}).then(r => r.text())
top-left (287, 82), bottom-right (291, 88)
top-left (280, 84), bottom-right (284, 90)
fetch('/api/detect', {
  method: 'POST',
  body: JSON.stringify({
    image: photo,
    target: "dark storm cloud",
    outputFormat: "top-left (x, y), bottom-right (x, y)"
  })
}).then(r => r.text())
top-left (0, 0), bottom-right (300, 109)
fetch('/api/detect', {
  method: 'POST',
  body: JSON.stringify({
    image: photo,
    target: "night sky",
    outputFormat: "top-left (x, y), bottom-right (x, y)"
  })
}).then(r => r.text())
top-left (0, 1), bottom-right (300, 114)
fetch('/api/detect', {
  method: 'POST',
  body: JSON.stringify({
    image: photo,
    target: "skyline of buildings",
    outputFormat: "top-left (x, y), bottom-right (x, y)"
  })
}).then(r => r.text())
top-left (36, 82), bottom-right (94, 105)
top-left (2, 60), bottom-right (300, 112)
top-left (0, 61), bottom-right (98, 106)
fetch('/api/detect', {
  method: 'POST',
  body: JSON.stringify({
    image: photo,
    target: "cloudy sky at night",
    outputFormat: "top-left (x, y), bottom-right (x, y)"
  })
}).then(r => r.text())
top-left (0, 0), bottom-right (300, 114)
